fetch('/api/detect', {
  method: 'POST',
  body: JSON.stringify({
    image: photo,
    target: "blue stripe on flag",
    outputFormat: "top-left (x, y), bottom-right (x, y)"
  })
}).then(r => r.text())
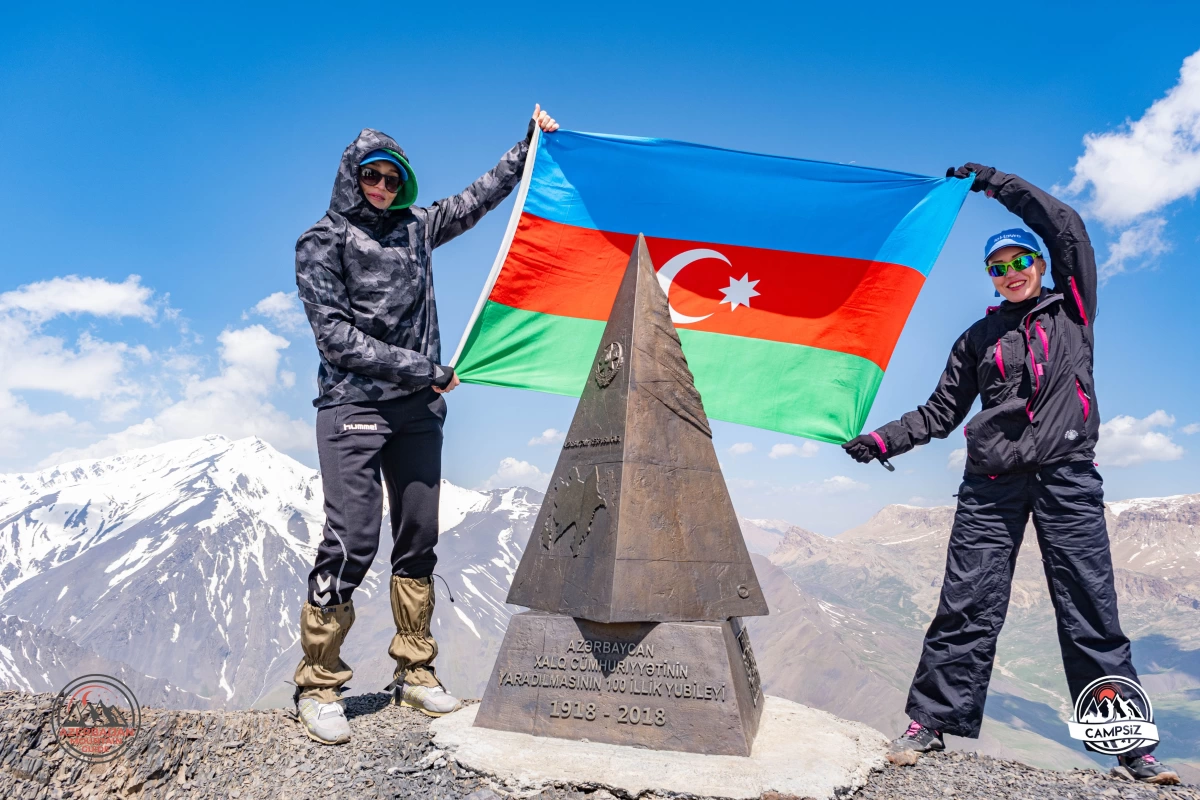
top-left (524, 131), bottom-right (970, 275)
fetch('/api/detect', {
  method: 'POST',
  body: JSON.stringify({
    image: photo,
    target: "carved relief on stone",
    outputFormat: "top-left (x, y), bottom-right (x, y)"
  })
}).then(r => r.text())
top-left (541, 466), bottom-right (608, 556)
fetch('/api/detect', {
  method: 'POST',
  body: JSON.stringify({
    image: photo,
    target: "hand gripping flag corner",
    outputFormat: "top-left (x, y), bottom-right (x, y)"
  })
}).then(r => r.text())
top-left (451, 128), bottom-right (970, 443)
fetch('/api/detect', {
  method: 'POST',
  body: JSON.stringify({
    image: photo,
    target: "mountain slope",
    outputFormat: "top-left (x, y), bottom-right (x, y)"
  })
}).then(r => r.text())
top-left (0, 436), bottom-right (540, 710)
top-left (766, 498), bottom-right (1200, 771)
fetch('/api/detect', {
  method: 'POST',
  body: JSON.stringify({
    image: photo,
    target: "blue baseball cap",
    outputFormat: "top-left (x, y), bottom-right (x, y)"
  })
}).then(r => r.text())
top-left (984, 228), bottom-right (1041, 261)
top-left (360, 149), bottom-right (410, 182)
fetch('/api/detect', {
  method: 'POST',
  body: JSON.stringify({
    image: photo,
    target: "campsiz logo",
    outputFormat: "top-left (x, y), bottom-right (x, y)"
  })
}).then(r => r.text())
top-left (343, 423), bottom-right (378, 432)
top-left (1067, 676), bottom-right (1159, 755)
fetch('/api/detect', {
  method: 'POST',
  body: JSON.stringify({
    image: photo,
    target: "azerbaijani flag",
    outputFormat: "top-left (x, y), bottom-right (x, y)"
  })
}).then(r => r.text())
top-left (451, 129), bottom-right (969, 443)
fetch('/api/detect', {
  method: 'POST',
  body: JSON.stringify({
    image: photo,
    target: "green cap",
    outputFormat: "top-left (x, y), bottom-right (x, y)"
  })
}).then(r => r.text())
top-left (382, 149), bottom-right (418, 210)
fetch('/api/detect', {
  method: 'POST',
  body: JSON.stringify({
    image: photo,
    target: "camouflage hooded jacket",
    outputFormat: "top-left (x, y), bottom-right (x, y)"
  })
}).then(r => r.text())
top-left (296, 125), bottom-right (531, 408)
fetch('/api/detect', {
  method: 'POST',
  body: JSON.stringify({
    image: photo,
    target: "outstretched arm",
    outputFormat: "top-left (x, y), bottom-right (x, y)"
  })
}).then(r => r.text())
top-left (844, 331), bottom-right (980, 463)
top-left (428, 104), bottom-right (560, 248)
top-left (950, 163), bottom-right (1098, 326)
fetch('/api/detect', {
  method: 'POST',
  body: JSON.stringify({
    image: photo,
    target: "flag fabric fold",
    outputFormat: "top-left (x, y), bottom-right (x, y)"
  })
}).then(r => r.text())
top-left (452, 129), bottom-right (970, 443)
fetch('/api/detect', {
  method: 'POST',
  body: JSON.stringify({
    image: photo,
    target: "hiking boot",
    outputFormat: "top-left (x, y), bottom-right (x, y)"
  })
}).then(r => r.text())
top-left (295, 694), bottom-right (351, 745)
top-left (1112, 754), bottom-right (1180, 785)
top-left (392, 682), bottom-right (460, 717)
top-left (891, 720), bottom-right (945, 753)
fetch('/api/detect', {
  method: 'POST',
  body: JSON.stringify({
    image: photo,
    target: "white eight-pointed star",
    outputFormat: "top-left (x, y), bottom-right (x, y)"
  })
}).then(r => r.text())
top-left (719, 273), bottom-right (761, 311)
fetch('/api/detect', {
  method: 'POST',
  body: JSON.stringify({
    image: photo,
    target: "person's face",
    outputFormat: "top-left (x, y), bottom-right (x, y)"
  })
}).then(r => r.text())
top-left (987, 245), bottom-right (1045, 303)
top-left (359, 160), bottom-right (401, 210)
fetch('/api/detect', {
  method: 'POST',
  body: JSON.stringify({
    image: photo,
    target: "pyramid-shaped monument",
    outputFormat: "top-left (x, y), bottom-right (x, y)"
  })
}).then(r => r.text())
top-left (507, 235), bottom-right (768, 622)
top-left (476, 236), bottom-right (768, 756)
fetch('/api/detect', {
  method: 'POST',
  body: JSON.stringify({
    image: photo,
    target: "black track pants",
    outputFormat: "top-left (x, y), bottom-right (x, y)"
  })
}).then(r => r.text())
top-left (906, 462), bottom-right (1152, 756)
top-left (307, 391), bottom-right (446, 607)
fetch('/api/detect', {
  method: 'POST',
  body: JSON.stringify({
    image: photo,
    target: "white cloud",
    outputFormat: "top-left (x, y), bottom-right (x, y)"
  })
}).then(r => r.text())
top-left (0, 275), bottom-right (164, 458)
top-left (41, 325), bottom-right (311, 465)
top-left (728, 442), bottom-right (755, 455)
top-left (775, 474), bottom-right (867, 496)
top-left (769, 441), bottom-right (819, 459)
top-left (479, 457), bottom-right (551, 491)
top-left (0, 393), bottom-right (74, 456)
top-left (947, 447), bottom-right (967, 470)
top-left (251, 291), bottom-right (308, 333)
top-left (528, 428), bottom-right (566, 446)
top-left (1095, 410), bottom-right (1185, 467)
top-left (0, 275), bottom-right (155, 322)
top-left (1182, 423), bottom-right (1200, 435)
top-left (0, 321), bottom-right (144, 399)
top-left (1098, 217), bottom-right (1170, 280)
top-left (814, 475), bottom-right (867, 495)
top-left (1064, 48), bottom-right (1200, 278)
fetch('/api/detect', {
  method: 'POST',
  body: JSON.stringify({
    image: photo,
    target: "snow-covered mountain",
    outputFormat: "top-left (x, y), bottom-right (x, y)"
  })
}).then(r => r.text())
top-left (0, 435), bottom-right (539, 708)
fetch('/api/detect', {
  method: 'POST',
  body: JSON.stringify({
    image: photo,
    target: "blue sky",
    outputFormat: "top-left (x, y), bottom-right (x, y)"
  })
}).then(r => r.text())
top-left (2, 2), bottom-right (1198, 533)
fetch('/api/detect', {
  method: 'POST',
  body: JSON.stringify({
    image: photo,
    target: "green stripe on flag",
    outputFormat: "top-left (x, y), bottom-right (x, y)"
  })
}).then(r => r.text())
top-left (455, 302), bottom-right (883, 442)
top-left (455, 302), bottom-right (604, 396)
top-left (677, 328), bottom-right (883, 444)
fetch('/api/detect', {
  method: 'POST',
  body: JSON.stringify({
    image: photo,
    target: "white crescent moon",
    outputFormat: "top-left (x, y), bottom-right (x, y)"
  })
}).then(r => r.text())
top-left (657, 249), bottom-right (731, 324)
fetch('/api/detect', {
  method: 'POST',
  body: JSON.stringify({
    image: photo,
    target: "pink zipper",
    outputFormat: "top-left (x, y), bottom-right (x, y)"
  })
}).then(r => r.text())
top-left (1035, 321), bottom-right (1049, 360)
top-left (994, 339), bottom-right (1006, 379)
top-left (1024, 316), bottom-right (1042, 421)
top-left (1075, 379), bottom-right (1091, 421)
top-left (1069, 276), bottom-right (1089, 326)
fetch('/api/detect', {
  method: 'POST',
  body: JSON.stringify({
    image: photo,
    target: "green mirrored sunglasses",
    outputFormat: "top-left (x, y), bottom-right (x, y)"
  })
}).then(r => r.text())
top-left (986, 252), bottom-right (1041, 278)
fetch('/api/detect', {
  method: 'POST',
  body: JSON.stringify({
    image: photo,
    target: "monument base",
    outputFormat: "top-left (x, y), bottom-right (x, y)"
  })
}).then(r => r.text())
top-left (435, 698), bottom-right (888, 800)
top-left (473, 612), bottom-right (763, 756)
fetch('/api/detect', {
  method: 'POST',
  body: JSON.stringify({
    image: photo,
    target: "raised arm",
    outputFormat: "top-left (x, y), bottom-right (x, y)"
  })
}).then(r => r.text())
top-left (428, 105), bottom-right (560, 248)
top-left (844, 331), bottom-right (980, 463)
top-left (296, 219), bottom-right (438, 386)
top-left (427, 133), bottom-right (530, 249)
top-left (952, 163), bottom-right (1097, 326)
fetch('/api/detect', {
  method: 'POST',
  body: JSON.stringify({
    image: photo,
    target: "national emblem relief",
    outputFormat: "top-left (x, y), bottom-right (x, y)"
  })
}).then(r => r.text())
top-left (594, 341), bottom-right (624, 388)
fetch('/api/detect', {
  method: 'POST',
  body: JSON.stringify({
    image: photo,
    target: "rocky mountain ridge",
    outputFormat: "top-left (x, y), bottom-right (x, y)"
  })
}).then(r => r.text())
top-left (1, 436), bottom-right (1198, 778)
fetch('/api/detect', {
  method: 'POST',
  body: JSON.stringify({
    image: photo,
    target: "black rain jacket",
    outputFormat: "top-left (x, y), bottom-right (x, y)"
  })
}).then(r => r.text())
top-left (296, 125), bottom-right (531, 408)
top-left (872, 172), bottom-right (1100, 475)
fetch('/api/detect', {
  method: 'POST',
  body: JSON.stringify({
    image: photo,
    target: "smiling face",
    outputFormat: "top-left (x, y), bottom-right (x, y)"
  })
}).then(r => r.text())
top-left (359, 160), bottom-right (400, 210)
top-left (988, 245), bottom-right (1046, 303)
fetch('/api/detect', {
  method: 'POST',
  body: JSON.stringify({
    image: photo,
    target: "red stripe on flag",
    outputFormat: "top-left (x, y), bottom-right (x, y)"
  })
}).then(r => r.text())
top-left (488, 213), bottom-right (924, 370)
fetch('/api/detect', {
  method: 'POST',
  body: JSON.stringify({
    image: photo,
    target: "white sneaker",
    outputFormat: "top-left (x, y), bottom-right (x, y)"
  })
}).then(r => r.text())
top-left (296, 696), bottom-right (351, 744)
top-left (395, 683), bottom-right (460, 717)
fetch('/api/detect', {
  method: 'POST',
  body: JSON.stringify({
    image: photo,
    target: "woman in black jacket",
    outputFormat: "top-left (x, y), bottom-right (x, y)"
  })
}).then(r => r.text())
top-left (843, 164), bottom-right (1178, 785)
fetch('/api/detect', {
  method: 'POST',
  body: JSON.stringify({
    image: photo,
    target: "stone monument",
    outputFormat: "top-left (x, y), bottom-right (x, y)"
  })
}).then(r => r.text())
top-left (473, 235), bottom-right (769, 756)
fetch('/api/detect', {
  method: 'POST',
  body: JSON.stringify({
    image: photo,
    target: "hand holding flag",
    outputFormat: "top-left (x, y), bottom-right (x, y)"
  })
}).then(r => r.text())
top-left (452, 129), bottom-right (970, 444)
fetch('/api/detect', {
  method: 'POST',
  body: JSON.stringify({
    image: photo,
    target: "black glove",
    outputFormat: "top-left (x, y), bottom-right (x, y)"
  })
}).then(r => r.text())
top-left (432, 364), bottom-right (456, 390)
top-left (946, 162), bottom-right (997, 192)
top-left (841, 433), bottom-right (881, 464)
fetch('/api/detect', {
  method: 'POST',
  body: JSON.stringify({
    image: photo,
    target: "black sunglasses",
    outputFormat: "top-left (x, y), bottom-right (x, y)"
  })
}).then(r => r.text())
top-left (359, 166), bottom-right (402, 193)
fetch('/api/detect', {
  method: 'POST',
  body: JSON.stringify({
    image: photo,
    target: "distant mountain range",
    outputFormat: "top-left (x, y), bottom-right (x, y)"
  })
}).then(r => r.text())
top-left (1, 436), bottom-right (1197, 777)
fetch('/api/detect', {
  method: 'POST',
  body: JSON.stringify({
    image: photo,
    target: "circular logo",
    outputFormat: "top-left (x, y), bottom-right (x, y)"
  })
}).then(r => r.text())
top-left (1065, 429), bottom-right (1079, 441)
top-left (1068, 676), bottom-right (1158, 755)
top-left (52, 674), bottom-right (142, 763)
top-left (594, 342), bottom-right (624, 388)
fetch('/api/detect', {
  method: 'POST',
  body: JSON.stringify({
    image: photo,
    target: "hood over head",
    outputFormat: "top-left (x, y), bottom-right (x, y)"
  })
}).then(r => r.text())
top-left (329, 128), bottom-right (419, 224)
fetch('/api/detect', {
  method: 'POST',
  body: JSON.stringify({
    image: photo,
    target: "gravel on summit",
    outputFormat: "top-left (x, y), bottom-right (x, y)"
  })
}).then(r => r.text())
top-left (0, 690), bottom-right (1194, 800)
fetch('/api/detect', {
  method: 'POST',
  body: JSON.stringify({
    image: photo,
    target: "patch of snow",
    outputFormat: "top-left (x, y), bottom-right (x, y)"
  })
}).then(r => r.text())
top-left (453, 606), bottom-right (481, 639)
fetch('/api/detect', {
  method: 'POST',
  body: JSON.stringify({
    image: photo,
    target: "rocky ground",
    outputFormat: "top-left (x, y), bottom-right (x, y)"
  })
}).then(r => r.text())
top-left (0, 690), bottom-right (1195, 800)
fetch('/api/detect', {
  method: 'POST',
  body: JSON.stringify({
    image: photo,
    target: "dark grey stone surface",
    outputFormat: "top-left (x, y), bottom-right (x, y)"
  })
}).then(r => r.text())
top-left (473, 613), bottom-right (762, 756)
top-left (506, 235), bottom-right (767, 623)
